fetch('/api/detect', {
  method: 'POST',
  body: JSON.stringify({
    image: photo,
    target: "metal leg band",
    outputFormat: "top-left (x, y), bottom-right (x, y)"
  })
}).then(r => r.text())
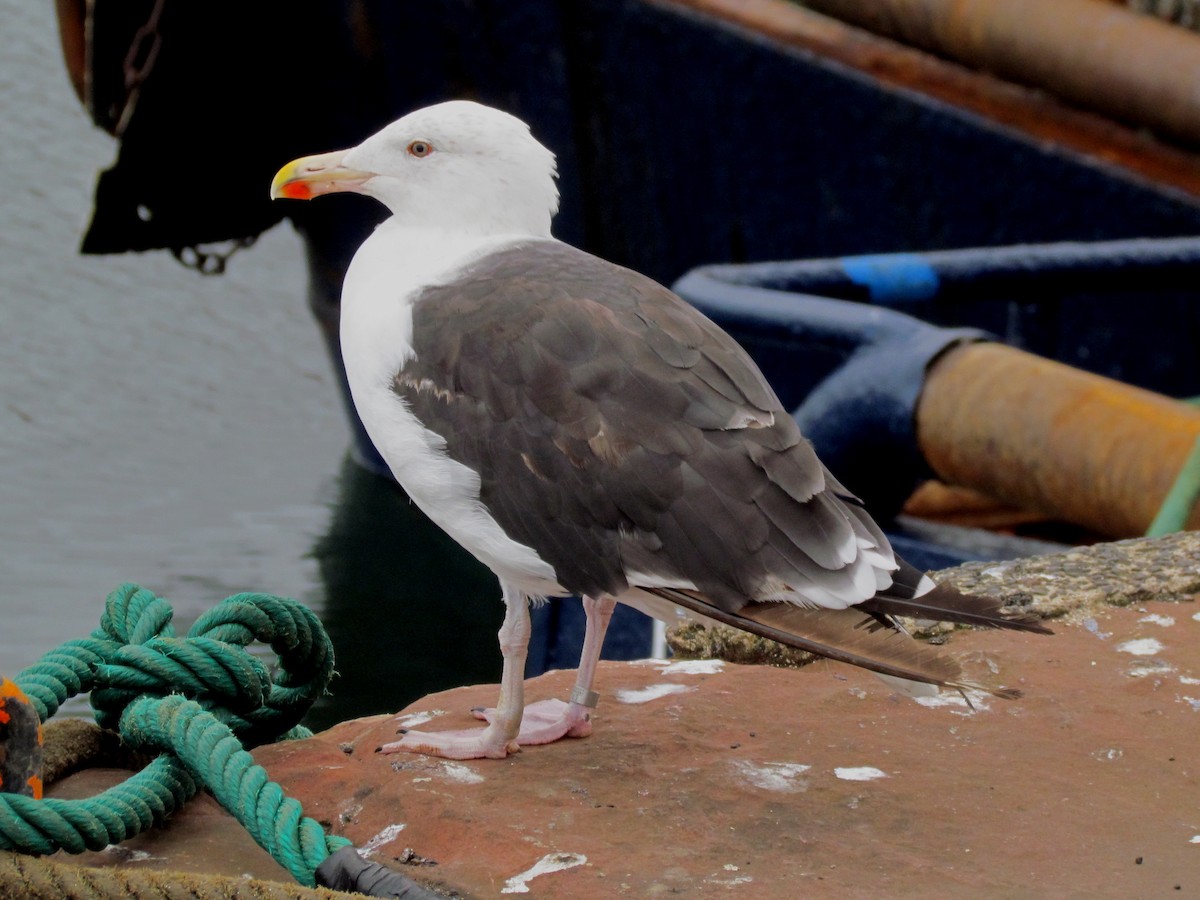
top-left (569, 686), bottom-right (600, 708)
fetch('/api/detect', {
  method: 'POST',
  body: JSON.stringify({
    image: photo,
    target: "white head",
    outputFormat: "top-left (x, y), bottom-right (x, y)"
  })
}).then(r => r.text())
top-left (272, 100), bottom-right (559, 238)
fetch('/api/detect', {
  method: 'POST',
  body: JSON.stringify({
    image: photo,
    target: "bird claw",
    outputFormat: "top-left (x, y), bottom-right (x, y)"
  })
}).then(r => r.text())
top-left (378, 699), bottom-right (592, 760)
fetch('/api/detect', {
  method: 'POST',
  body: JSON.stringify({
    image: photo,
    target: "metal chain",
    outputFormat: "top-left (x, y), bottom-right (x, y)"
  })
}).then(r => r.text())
top-left (171, 235), bottom-right (259, 276)
top-left (113, 0), bottom-right (167, 137)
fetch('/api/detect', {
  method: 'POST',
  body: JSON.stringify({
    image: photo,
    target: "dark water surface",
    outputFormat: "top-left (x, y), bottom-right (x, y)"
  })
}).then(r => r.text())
top-left (1, 3), bottom-right (508, 729)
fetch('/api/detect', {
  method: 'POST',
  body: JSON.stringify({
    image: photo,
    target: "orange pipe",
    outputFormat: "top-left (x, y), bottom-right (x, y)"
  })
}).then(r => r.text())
top-left (801, 0), bottom-right (1200, 149)
top-left (916, 342), bottom-right (1200, 538)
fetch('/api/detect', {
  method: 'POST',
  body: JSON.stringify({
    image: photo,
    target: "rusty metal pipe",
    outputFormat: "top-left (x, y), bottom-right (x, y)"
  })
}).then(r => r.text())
top-left (801, 0), bottom-right (1200, 149)
top-left (917, 341), bottom-right (1200, 538)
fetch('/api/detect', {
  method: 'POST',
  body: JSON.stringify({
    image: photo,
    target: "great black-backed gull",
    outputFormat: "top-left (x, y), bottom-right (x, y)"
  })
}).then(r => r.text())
top-left (271, 100), bottom-right (1048, 760)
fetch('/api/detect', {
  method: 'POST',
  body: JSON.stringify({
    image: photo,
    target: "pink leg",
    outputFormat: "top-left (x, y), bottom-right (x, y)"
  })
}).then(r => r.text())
top-left (380, 593), bottom-right (617, 759)
top-left (380, 582), bottom-right (531, 760)
top-left (478, 594), bottom-right (616, 746)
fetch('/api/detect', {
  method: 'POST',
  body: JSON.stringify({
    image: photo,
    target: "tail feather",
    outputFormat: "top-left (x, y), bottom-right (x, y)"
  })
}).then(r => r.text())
top-left (647, 586), bottom-right (1027, 698)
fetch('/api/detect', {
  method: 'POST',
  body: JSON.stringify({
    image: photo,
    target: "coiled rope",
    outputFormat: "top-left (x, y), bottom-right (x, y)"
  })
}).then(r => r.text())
top-left (0, 583), bottom-right (349, 887)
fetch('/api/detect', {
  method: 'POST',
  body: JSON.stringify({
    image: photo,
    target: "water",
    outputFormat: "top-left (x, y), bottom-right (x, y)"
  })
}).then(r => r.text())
top-left (0, 3), bottom-right (510, 729)
top-left (1, 4), bottom-right (328, 668)
top-left (0, 4), bottom-right (667, 735)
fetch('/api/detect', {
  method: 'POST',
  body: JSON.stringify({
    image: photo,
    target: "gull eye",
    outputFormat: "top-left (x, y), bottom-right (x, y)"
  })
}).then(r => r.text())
top-left (407, 140), bottom-right (434, 158)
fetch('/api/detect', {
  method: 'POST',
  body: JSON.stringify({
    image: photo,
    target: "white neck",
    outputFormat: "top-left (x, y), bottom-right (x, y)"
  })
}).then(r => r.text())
top-left (358, 221), bottom-right (539, 295)
top-left (379, 194), bottom-right (555, 239)
top-left (340, 222), bottom-right (545, 349)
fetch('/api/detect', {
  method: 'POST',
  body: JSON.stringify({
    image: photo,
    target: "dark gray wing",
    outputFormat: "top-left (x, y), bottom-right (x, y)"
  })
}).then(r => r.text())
top-left (393, 241), bottom-right (883, 610)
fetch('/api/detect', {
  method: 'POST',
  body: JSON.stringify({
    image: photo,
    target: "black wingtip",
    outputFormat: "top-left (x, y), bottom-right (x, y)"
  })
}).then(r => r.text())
top-left (859, 583), bottom-right (1053, 635)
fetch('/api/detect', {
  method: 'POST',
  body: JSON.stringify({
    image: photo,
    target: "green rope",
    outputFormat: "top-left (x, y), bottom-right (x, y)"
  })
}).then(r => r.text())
top-left (119, 695), bottom-right (350, 884)
top-left (0, 583), bottom-right (349, 887)
top-left (0, 757), bottom-right (194, 854)
top-left (1145, 432), bottom-right (1200, 537)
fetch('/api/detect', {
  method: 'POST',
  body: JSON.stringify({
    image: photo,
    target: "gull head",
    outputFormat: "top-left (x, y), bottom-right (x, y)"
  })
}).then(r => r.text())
top-left (272, 100), bottom-right (559, 237)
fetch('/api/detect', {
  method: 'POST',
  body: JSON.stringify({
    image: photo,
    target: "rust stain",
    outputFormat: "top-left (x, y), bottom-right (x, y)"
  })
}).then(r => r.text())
top-left (0, 677), bottom-right (28, 699)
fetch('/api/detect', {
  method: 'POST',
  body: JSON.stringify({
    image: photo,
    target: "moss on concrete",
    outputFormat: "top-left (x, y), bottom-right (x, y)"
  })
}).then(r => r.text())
top-left (666, 530), bottom-right (1200, 664)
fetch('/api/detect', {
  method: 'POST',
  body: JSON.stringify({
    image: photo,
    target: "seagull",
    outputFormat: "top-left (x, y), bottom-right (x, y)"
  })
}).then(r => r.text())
top-left (271, 100), bottom-right (1049, 760)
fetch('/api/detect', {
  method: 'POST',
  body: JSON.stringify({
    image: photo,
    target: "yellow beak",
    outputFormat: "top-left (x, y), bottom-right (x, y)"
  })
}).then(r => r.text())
top-left (270, 150), bottom-right (374, 200)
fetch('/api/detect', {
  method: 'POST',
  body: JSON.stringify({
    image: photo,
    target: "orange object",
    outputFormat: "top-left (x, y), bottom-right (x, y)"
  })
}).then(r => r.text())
top-left (0, 677), bottom-right (43, 799)
top-left (916, 342), bottom-right (1200, 539)
top-left (801, 0), bottom-right (1200, 149)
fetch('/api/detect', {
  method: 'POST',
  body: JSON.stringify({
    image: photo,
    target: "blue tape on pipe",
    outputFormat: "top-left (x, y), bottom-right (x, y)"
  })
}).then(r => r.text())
top-left (841, 253), bottom-right (940, 303)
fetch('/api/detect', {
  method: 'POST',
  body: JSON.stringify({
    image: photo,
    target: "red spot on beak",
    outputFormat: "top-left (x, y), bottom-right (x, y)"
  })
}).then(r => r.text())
top-left (279, 180), bottom-right (315, 200)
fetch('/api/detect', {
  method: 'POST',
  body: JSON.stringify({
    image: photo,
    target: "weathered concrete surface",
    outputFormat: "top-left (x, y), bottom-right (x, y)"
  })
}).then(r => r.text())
top-left (255, 597), bottom-right (1199, 898)
top-left (670, 531), bottom-right (1200, 665)
top-left (937, 529), bottom-right (1200, 618)
top-left (22, 533), bottom-right (1200, 897)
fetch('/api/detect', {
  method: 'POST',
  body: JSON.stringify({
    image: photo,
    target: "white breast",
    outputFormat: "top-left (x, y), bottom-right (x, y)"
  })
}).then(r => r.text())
top-left (339, 223), bottom-right (565, 597)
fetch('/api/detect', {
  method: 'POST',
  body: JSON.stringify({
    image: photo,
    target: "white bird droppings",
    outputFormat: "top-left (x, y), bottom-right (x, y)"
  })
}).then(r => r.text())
top-left (731, 761), bottom-right (812, 792)
top-left (835, 766), bottom-right (888, 782)
top-left (660, 659), bottom-right (725, 675)
top-left (394, 709), bottom-right (447, 728)
top-left (1117, 638), bottom-right (1165, 656)
top-left (1190, 835), bottom-right (1200, 844)
top-left (703, 863), bottom-right (754, 886)
top-left (501, 852), bottom-right (587, 893)
top-left (1180, 676), bottom-right (1200, 685)
top-left (1083, 618), bottom-right (1112, 640)
top-left (1126, 659), bottom-right (1174, 679)
top-left (440, 761), bottom-right (485, 784)
top-left (707, 875), bottom-right (754, 886)
top-left (615, 683), bottom-right (693, 704)
top-left (915, 690), bottom-right (990, 715)
top-left (1138, 614), bottom-right (1175, 627)
top-left (359, 823), bottom-right (406, 857)
top-left (102, 846), bottom-right (157, 862)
